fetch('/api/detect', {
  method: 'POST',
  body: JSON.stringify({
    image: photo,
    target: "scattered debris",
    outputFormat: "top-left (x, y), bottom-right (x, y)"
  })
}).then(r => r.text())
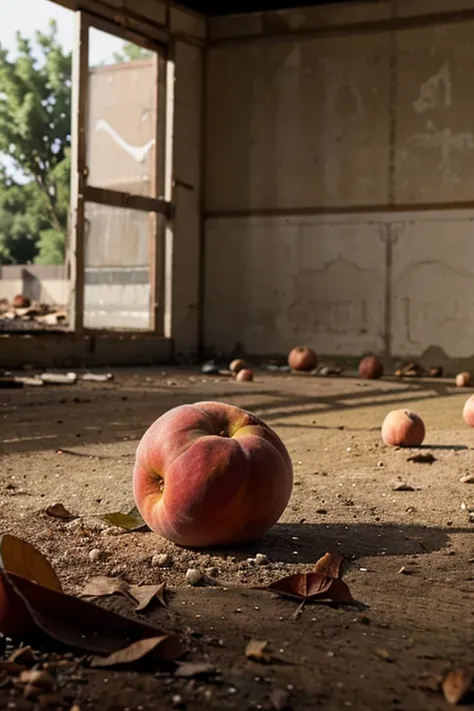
top-left (89, 549), bottom-right (107, 564)
top-left (0, 298), bottom-right (68, 331)
top-left (407, 452), bottom-right (437, 465)
top-left (395, 361), bottom-right (425, 378)
top-left (81, 373), bottom-right (113, 382)
top-left (398, 566), bottom-right (412, 575)
top-left (441, 669), bottom-right (473, 705)
top-left (459, 473), bottom-right (474, 484)
top-left (255, 553), bottom-right (269, 566)
top-left (428, 366), bottom-right (444, 378)
top-left (185, 569), bottom-right (204, 586)
top-left (374, 648), bottom-right (393, 663)
top-left (151, 553), bottom-right (171, 568)
top-left (39, 372), bottom-right (77, 385)
top-left (245, 640), bottom-right (276, 664)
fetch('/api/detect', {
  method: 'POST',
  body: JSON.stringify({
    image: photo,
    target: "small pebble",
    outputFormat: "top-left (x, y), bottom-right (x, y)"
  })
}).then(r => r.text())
top-left (255, 553), bottom-right (269, 566)
top-left (247, 557), bottom-right (256, 565)
top-left (205, 567), bottom-right (218, 578)
top-left (460, 473), bottom-right (474, 484)
top-left (377, 461), bottom-right (384, 468)
top-left (185, 568), bottom-right (203, 586)
top-left (171, 694), bottom-right (184, 709)
top-left (152, 553), bottom-right (170, 568)
top-left (89, 548), bottom-right (107, 563)
top-left (398, 566), bottom-right (411, 575)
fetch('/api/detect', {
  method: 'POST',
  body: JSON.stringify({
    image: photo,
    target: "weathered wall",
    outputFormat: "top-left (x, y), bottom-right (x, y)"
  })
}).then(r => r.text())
top-left (204, 0), bottom-right (474, 363)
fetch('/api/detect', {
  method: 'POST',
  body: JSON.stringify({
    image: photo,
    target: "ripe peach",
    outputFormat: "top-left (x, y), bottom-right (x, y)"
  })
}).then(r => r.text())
top-left (229, 359), bottom-right (247, 374)
top-left (456, 372), bottom-right (471, 387)
top-left (132, 401), bottom-right (293, 548)
top-left (462, 395), bottom-right (474, 427)
top-left (381, 409), bottom-right (425, 447)
top-left (236, 369), bottom-right (253, 382)
top-left (288, 346), bottom-right (317, 372)
top-left (12, 294), bottom-right (30, 309)
top-left (358, 354), bottom-right (383, 380)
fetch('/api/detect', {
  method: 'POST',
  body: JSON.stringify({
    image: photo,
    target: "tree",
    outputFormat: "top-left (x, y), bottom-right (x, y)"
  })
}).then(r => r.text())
top-left (0, 20), bottom-right (71, 264)
top-left (112, 42), bottom-right (152, 64)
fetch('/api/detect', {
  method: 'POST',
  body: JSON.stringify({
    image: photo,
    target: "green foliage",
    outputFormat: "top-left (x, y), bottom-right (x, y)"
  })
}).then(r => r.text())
top-left (0, 28), bottom-right (150, 265)
top-left (112, 42), bottom-right (153, 64)
top-left (0, 19), bottom-right (71, 264)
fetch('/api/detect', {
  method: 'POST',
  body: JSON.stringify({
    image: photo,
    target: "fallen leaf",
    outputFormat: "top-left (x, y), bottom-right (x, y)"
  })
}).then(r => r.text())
top-left (45, 503), bottom-right (79, 522)
top-left (0, 569), bottom-right (180, 656)
top-left (174, 662), bottom-right (216, 679)
top-left (90, 635), bottom-right (184, 668)
top-left (313, 551), bottom-right (343, 577)
top-left (100, 505), bottom-right (148, 532)
top-left (0, 534), bottom-right (62, 592)
top-left (130, 582), bottom-right (167, 611)
top-left (245, 639), bottom-right (274, 664)
top-left (442, 669), bottom-right (473, 705)
top-left (393, 483), bottom-right (416, 492)
top-left (80, 576), bottom-right (167, 611)
top-left (407, 453), bottom-right (437, 464)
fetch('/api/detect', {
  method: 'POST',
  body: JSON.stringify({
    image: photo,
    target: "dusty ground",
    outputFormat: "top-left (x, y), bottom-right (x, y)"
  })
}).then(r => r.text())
top-left (0, 367), bottom-right (474, 710)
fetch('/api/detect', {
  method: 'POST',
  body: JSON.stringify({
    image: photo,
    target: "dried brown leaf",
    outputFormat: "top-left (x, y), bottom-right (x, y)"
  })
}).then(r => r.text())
top-left (0, 534), bottom-right (62, 592)
top-left (442, 670), bottom-right (473, 705)
top-left (90, 635), bottom-right (184, 668)
top-left (0, 570), bottom-right (179, 656)
top-left (80, 576), bottom-right (166, 612)
top-left (313, 551), bottom-right (343, 577)
top-left (245, 639), bottom-right (273, 664)
top-left (130, 582), bottom-right (167, 612)
top-left (45, 503), bottom-right (79, 521)
top-left (174, 662), bottom-right (216, 679)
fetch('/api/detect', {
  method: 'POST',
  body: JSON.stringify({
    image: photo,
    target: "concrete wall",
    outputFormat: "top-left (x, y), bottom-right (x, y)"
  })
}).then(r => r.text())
top-left (203, 0), bottom-right (474, 363)
top-left (0, 266), bottom-right (70, 305)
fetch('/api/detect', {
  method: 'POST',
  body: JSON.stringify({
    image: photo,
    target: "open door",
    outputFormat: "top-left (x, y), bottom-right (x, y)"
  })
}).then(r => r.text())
top-left (69, 12), bottom-right (168, 333)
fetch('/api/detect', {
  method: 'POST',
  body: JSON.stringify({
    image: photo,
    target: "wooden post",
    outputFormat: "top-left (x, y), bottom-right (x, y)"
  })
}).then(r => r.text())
top-left (69, 12), bottom-right (89, 334)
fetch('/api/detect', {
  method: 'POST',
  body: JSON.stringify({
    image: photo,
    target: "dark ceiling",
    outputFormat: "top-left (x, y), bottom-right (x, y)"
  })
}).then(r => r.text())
top-left (180, 0), bottom-right (366, 17)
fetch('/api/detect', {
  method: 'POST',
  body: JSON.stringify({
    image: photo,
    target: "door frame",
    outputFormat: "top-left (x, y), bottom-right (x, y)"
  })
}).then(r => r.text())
top-left (69, 11), bottom-right (170, 334)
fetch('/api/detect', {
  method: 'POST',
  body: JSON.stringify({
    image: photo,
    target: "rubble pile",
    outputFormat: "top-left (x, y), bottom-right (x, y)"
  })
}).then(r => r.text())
top-left (0, 295), bottom-right (68, 330)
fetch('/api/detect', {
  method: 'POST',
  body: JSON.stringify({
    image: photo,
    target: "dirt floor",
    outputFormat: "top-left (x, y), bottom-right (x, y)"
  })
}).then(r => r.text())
top-left (0, 367), bottom-right (473, 711)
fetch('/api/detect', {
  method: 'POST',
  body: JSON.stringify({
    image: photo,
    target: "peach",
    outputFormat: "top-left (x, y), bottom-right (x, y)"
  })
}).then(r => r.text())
top-left (462, 395), bottom-right (474, 427)
top-left (12, 294), bottom-right (30, 309)
top-left (229, 359), bottom-right (247, 374)
top-left (288, 346), bottom-right (317, 372)
top-left (358, 354), bottom-right (383, 380)
top-left (381, 409), bottom-right (425, 447)
top-left (133, 401), bottom-right (293, 548)
top-left (456, 372), bottom-right (471, 387)
top-left (236, 368), bottom-right (253, 382)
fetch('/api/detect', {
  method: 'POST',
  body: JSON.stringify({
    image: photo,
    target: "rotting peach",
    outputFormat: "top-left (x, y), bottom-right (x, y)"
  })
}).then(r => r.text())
top-left (236, 369), bottom-right (254, 382)
top-left (381, 409), bottom-right (425, 447)
top-left (358, 354), bottom-right (383, 380)
top-left (288, 346), bottom-right (317, 372)
top-left (462, 395), bottom-right (474, 427)
top-left (456, 372), bottom-right (471, 388)
top-left (229, 359), bottom-right (247, 374)
top-left (132, 401), bottom-right (293, 548)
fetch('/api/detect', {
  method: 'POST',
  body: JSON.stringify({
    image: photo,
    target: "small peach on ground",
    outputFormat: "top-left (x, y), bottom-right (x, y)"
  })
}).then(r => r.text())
top-left (236, 369), bottom-right (254, 382)
top-left (456, 372), bottom-right (471, 387)
top-left (229, 359), bottom-right (247, 374)
top-left (381, 409), bottom-right (425, 447)
top-left (288, 346), bottom-right (317, 372)
top-left (462, 395), bottom-right (474, 427)
top-left (358, 354), bottom-right (383, 380)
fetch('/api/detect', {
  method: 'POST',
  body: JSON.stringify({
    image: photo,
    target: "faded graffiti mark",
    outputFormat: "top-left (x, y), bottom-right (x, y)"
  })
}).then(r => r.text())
top-left (413, 61), bottom-right (452, 113)
top-left (95, 119), bottom-right (155, 163)
top-left (410, 124), bottom-right (474, 185)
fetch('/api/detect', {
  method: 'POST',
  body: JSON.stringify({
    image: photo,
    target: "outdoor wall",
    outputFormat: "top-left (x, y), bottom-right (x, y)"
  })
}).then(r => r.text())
top-left (0, 266), bottom-right (70, 306)
top-left (204, 0), bottom-right (474, 363)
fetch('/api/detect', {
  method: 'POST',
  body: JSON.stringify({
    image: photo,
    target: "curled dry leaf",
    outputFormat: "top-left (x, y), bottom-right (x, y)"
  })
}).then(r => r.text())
top-left (80, 576), bottom-right (167, 612)
top-left (45, 503), bottom-right (79, 522)
top-left (259, 551), bottom-right (356, 606)
top-left (442, 670), bottom-right (473, 705)
top-left (90, 635), bottom-right (184, 668)
top-left (0, 534), bottom-right (62, 592)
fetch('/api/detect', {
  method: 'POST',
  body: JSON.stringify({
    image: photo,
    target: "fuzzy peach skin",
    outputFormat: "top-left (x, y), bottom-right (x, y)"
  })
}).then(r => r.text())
top-left (132, 401), bottom-right (293, 548)
top-left (463, 395), bottom-right (474, 427)
top-left (381, 409), bottom-right (425, 447)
